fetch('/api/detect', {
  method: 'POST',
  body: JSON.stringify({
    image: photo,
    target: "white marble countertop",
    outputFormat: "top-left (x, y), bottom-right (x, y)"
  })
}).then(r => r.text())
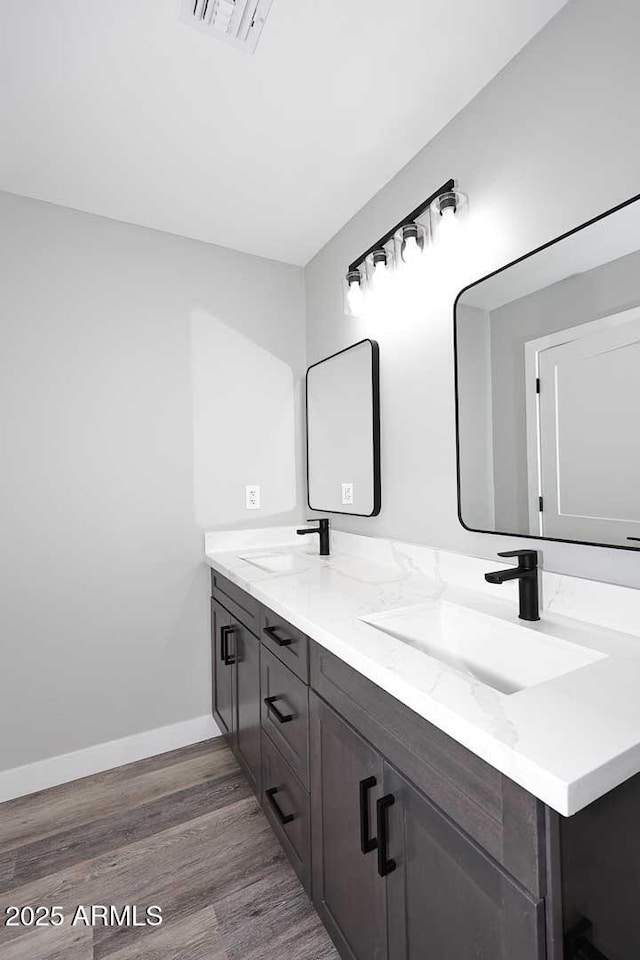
top-left (204, 528), bottom-right (640, 816)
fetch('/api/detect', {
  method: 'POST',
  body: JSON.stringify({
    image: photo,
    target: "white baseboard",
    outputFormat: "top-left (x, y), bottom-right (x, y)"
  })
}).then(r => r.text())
top-left (0, 715), bottom-right (222, 804)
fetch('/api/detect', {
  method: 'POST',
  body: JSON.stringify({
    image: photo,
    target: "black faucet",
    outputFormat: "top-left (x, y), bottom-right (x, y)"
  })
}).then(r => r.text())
top-left (484, 550), bottom-right (539, 621)
top-left (296, 518), bottom-right (330, 556)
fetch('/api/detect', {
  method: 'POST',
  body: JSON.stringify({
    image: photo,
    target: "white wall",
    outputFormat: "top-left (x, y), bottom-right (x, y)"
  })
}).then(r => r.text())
top-left (305, 0), bottom-right (640, 590)
top-left (0, 192), bottom-right (305, 772)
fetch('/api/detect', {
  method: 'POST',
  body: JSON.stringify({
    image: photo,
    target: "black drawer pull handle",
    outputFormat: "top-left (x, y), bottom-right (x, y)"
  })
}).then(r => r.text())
top-left (220, 625), bottom-right (236, 666)
top-left (359, 776), bottom-right (378, 854)
top-left (264, 696), bottom-right (294, 724)
top-left (263, 624), bottom-right (293, 647)
top-left (265, 786), bottom-right (295, 825)
top-left (376, 794), bottom-right (396, 877)
top-left (565, 919), bottom-right (611, 960)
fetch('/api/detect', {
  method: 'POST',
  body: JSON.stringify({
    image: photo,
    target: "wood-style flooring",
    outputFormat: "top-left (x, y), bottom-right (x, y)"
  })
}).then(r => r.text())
top-left (0, 739), bottom-right (339, 959)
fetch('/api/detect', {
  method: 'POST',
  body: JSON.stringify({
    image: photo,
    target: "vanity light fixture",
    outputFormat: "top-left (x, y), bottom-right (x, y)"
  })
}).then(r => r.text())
top-left (343, 178), bottom-right (459, 314)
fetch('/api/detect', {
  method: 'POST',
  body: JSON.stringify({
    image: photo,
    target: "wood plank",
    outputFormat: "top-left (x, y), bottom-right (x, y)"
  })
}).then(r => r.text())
top-left (213, 868), bottom-right (337, 960)
top-left (0, 797), bottom-right (270, 949)
top-left (104, 905), bottom-right (227, 960)
top-left (0, 850), bottom-right (16, 885)
top-left (6, 771), bottom-right (250, 890)
top-left (0, 738), bottom-right (231, 851)
top-left (0, 924), bottom-right (93, 960)
top-left (0, 739), bottom-right (337, 960)
top-left (91, 803), bottom-right (288, 959)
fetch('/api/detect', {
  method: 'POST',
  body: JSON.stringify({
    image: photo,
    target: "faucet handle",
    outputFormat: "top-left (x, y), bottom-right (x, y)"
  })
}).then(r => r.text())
top-left (497, 549), bottom-right (538, 570)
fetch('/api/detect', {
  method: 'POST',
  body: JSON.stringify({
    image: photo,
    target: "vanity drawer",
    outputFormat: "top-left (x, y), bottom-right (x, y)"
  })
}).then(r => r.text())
top-left (260, 607), bottom-right (309, 683)
top-left (261, 646), bottom-right (310, 789)
top-left (261, 731), bottom-right (310, 893)
top-left (210, 569), bottom-right (260, 635)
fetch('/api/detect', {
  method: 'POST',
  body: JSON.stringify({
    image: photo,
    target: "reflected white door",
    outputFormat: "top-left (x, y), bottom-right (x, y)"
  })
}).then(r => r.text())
top-left (537, 315), bottom-right (640, 546)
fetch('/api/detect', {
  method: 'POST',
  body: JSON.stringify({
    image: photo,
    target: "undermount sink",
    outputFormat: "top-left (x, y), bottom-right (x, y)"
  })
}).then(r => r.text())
top-left (360, 600), bottom-right (606, 695)
top-left (240, 551), bottom-right (317, 575)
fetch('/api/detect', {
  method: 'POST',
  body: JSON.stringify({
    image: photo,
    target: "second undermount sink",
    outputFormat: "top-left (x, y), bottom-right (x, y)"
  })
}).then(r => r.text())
top-left (240, 551), bottom-right (317, 575)
top-left (360, 600), bottom-right (606, 695)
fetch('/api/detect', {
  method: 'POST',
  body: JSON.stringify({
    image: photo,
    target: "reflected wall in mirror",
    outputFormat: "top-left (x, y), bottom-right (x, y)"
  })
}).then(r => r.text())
top-left (306, 339), bottom-right (381, 516)
top-left (455, 193), bottom-right (640, 552)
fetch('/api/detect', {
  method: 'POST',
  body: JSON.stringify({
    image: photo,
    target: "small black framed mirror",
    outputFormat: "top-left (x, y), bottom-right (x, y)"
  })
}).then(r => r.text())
top-left (454, 192), bottom-right (640, 552)
top-left (305, 339), bottom-right (381, 517)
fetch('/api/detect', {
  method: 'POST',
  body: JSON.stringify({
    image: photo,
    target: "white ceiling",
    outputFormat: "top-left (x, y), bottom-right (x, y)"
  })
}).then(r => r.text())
top-left (0, 0), bottom-right (568, 265)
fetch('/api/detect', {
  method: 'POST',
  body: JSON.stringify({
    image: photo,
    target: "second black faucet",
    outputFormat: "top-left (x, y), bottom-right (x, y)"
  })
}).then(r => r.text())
top-left (484, 549), bottom-right (540, 621)
top-left (297, 518), bottom-right (330, 556)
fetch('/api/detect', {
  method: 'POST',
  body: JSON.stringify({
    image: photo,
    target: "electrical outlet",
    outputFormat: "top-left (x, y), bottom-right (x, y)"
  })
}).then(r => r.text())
top-left (341, 482), bottom-right (354, 505)
top-left (245, 485), bottom-right (260, 510)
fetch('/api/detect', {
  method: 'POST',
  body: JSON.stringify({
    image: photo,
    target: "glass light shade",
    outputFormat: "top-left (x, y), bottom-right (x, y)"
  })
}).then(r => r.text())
top-left (430, 189), bottom-right (467, 243)
top-left (344, 268), bottom-right (365, 317)
top-left (394, 221), bottom-right (428, 265)
top-left (365, 247), bottom-right (393, 293)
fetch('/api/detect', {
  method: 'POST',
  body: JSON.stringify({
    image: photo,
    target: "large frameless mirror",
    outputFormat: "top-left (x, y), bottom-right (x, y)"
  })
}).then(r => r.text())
top-left (306, 339), bottom-right (381, 517)
top-left (455, 193), bottom-right (640, 552)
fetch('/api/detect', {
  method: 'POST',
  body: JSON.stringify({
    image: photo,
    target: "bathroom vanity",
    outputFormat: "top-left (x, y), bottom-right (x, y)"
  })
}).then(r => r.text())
top-left (206, 534), bottom-right (640, 960)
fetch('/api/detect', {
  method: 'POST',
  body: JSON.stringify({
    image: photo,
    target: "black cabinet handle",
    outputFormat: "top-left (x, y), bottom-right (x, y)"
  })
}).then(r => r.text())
top-left (376, 794), bottom-right (396, 877)
top-left (359, 776), bottom-right (378, 854)
top-left (565, 919), bottom-right (611, 960)
top-left (220, 625), bottom-right (236, 666)
top-left (265, 786), bottom-right (295, 825)
top-left (263, 624), bottom-right (293, 647)
top-left (264, 696), bottom-right (294, 724)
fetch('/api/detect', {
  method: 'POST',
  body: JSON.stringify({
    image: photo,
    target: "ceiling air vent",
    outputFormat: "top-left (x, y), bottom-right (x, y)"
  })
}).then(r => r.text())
top-left (180, 0), bottom-right (275, 55)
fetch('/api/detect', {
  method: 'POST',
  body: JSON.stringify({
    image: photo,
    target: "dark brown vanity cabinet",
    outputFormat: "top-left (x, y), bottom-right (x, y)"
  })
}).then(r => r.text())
top-left (309, 692), bottom-right (544, 960)
top-left (210, 580), bottom-right (261, 795)
top-left (210, 571), bottom-right (638, 960)
top-left (385, 766), bottom-right (544, 960)
top-left (234, 620), bottom-right (261, 794)
top-left (310, 693), bottom-right (387, 960)
top-left (211, 598), bottom-right (233, 737)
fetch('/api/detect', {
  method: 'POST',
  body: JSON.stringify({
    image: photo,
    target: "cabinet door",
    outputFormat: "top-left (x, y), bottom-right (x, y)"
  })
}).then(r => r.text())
top-left (385, 765), bottom-right (545, 960)
top-left (211, 598), bottom-right (234, 738)
top-left (310, 692), bottom-right (387, 960)
top-left (234, 620), bottom-right (261, 795)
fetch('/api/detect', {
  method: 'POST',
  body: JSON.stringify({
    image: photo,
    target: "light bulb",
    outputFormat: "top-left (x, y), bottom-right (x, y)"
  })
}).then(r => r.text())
top-left (371, 259), bottom-right (389, 293)
top-left (346, 279), bottom-right (364, 316)
top-left (402, 234), bottom-right (422, 264)
top-left (438, 204), bottom-right (459, 243)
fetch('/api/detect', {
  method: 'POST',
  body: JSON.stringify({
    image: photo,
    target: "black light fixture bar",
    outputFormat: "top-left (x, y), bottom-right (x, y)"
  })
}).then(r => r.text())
top-left (347, 178), bottom-right (455, 273)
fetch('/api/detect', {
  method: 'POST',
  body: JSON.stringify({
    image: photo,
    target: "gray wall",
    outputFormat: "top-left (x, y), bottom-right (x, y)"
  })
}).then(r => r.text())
top-left (305, 0), bottom-right (640, 589)
top-left (490, 248), bottom-right (640, 533)
top-left (0, 192), bottom-right (305, 772)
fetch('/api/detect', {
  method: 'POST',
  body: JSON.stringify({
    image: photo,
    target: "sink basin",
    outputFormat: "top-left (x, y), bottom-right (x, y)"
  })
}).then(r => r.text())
top-left (240, 551), bottom-right (316, 575)
top-left (360, 600), bottom-right (606, 695)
